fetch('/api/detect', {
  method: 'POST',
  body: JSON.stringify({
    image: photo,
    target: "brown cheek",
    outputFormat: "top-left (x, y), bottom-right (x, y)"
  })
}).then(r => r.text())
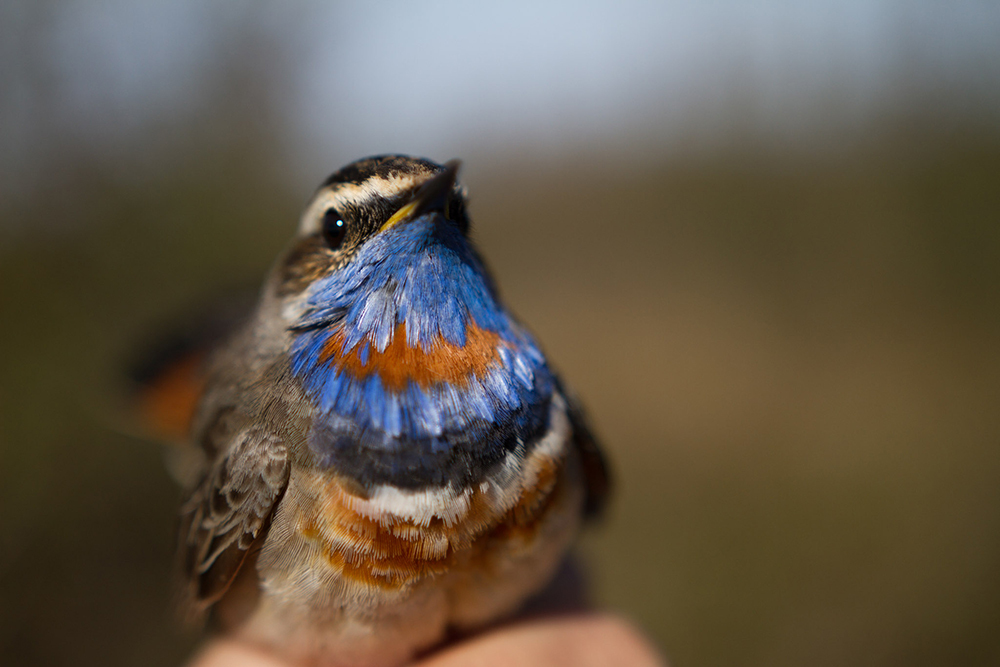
top-left (277, 234), bottom-right (337, 297)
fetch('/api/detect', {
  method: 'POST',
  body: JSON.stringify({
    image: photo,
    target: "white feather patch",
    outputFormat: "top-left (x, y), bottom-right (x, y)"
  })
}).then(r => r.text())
top-left (341, 394), bottom-right (570, 527)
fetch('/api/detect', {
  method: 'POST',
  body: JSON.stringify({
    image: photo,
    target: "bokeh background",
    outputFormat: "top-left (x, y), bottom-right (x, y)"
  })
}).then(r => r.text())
top-left (2, 2), bottom-right (999, 666)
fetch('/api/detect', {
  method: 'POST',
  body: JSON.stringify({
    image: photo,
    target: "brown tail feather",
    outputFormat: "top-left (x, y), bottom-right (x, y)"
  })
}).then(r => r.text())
top-left (127, 289), bottom-right (257, 441)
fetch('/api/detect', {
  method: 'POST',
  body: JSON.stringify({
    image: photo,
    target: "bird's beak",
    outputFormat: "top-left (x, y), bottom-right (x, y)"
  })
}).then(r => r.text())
top-left (380, 159), bottom-right (461, 233)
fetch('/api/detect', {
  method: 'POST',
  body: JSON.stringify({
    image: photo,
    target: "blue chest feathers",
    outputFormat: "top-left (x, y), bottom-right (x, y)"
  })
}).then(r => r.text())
top-left (290, 217), bottom-right (554, 488)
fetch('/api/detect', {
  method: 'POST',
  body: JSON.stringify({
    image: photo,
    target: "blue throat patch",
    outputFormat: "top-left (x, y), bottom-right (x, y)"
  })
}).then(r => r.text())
top-left (290, 215), bottom-right (554, 488)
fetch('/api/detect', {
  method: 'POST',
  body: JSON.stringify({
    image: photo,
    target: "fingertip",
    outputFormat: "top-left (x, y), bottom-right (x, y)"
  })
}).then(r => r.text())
top-left (187, 615), bottom-right (664, 667)
top-left (577, 614), bottom-right (666, 667)
top-left (187, 639), bottom-right (288, 667)
top-left (417, 613), bottom-right (665, 667)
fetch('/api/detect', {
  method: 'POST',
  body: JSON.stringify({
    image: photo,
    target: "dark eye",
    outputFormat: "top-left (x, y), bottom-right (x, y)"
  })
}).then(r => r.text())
top-left (322, 207), bottom-right (348, 248)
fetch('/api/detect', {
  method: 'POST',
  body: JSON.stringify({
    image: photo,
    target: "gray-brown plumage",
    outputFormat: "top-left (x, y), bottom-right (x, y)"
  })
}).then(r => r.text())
top-left (135, 155), bottom-right (609, 667)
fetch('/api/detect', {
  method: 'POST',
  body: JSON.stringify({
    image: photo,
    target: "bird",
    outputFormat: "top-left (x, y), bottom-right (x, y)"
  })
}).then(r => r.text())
top-left (136, 155), bottom-right (609, 667)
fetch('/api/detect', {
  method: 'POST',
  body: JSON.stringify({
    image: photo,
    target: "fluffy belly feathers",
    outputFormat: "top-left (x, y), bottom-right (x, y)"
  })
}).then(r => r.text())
top-left (229, 398), bottom-right (584, 667)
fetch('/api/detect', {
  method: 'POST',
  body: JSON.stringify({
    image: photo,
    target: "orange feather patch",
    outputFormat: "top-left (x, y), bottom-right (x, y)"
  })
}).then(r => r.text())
top-left (319, 322), bottom-right (504, 391)
top-left (296, 451), bottom-right (568, 590)
top-left (136, 351), bottom-right (205, 440)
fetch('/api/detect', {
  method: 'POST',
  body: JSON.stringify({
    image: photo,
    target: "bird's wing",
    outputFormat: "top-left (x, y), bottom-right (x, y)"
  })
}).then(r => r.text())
top-left (560, 384), bottom-right (611, 519)
top-left (179, 426), bottom-right (290, 607)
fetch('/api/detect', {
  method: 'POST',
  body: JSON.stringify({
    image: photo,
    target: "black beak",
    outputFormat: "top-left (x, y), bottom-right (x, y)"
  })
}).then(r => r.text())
top-left (380, 159), bottom-right (461, 231)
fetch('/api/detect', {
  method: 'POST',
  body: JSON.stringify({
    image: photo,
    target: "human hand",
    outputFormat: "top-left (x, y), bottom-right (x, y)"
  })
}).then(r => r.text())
top-left (189, 613), bottom-right (664, 667)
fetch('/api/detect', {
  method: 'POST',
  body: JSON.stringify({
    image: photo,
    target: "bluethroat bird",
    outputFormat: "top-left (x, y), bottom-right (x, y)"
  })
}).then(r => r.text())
top-left (135, 156), bottom-right (609, 667)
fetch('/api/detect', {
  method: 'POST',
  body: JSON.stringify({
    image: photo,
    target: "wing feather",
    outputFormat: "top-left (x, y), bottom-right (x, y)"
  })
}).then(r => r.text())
top-left (559, 382), bottom-right (611, 518)
top-left (179, 427), bottom-right (289, 606)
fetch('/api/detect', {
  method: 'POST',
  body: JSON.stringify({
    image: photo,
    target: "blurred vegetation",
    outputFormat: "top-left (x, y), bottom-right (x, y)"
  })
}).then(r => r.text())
top-left (2, 25), bottom-right (1000, 666)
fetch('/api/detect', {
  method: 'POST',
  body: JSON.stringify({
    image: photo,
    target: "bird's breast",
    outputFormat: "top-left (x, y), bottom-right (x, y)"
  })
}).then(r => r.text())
top-left (288, 217), bottom-right (556, 488)
top-left (257, 394), bottom-right (580, 594)
top-left (319, 321), bottom-right (504, 392)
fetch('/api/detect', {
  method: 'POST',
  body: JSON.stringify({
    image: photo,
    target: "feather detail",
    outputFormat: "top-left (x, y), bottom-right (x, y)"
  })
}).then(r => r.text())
top-left (180, 427), bottom-right (289, 605)
top-left (289, 215), bottom-right (555, 488)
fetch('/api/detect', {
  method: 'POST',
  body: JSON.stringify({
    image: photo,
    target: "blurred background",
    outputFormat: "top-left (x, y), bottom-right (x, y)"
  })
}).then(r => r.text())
top-left (2, 2), bottom-right (999, 666)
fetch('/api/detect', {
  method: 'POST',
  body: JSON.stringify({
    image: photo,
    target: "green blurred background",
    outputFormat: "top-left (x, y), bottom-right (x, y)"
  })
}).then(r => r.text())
top-left (2, 3), bottom-right (999, 666)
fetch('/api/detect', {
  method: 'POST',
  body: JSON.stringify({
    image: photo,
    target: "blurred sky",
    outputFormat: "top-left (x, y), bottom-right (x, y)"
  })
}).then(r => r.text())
top-left (3, 1), bottom-right (1000, 215)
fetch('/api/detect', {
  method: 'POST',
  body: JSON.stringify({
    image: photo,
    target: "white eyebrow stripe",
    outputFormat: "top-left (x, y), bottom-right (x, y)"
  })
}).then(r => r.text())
top-left (298, 173), bottom-right (429, 235)
top-left (336, 173), bottom-right (425, 201)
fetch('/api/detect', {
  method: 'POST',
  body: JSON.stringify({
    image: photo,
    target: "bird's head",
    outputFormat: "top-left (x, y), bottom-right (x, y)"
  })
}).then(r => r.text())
top-left (272, 156), bottom-right (555, 490)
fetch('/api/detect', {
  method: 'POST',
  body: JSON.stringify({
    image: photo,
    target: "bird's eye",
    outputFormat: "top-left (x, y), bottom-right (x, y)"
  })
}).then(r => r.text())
top-left (322, 207), bottom-right (348, 248)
